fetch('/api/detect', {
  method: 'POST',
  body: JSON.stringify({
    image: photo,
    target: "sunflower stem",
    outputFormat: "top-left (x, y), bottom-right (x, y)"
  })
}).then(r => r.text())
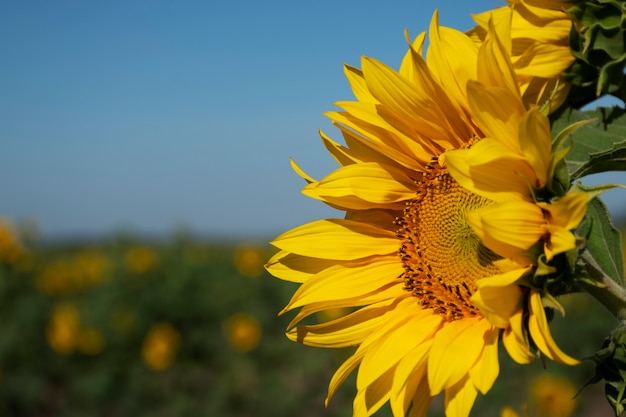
top-left (579, 261), bottom-right (626, 325)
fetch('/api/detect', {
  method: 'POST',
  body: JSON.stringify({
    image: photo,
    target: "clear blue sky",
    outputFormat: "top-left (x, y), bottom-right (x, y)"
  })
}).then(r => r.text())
top-left (0, 1), bottom-right (624, 240)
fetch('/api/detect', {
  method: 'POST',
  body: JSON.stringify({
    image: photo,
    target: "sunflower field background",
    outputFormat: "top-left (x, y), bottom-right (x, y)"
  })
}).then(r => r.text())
top-left (0, 215), bottom-right (621, 417)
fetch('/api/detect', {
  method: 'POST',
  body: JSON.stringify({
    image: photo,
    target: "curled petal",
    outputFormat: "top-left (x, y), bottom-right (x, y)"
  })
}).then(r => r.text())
top-left (528, 290), bottom-right (579, 365)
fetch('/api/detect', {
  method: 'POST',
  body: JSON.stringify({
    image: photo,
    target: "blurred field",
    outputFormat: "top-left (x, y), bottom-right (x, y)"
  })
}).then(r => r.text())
top-left (0, 219), bottom-right (622, 417)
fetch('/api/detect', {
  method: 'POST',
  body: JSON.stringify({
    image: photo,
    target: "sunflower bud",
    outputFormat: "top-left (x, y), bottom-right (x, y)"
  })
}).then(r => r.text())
top-left (565, 0), bottom-right (626, 101)
top-left (586, 326), bottom-right (626, 416)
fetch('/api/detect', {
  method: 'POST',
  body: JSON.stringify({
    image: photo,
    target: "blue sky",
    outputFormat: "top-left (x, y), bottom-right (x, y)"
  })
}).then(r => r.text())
top-left (1, 1), bottom-right (624, 240)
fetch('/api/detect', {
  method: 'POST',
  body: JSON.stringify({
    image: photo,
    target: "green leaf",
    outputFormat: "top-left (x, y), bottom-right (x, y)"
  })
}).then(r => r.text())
top-left (576, 197), bottom-right (625, 286)
top-left (550, 106), bottom-right (626, 180)
top-left (574, 141), bottom-right (626, 178)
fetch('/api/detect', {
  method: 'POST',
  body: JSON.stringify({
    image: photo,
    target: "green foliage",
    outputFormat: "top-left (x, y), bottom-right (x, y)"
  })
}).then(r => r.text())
top-left (0, 233), bottom-right (360, 417)
top-left (577, 198), bottom-right (625, 287)
top-left (0, 229), bottom-right (620, 417)
top-left (550, 105), bottom-right (626, 180)
top-left (565, 0), bottom-right (626, 102)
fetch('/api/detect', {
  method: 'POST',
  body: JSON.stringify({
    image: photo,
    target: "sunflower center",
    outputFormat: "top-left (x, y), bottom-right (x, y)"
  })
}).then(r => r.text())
top-left (395, 158), bottom-right (500, 321)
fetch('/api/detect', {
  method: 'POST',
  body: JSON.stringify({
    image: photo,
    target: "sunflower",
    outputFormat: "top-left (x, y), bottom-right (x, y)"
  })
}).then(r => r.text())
top-left (467, 0), bottom-right (576, 111)
top-left (267, 13), bottom-right (586, 417)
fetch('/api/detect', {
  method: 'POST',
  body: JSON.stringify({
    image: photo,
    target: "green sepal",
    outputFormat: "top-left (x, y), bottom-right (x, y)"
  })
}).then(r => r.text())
top-left (570, 181), bottom-right (626, 200)
top-left (549, 117), bottom-right (591, 194)
top-left (550, 106), bottom-right (626, 180)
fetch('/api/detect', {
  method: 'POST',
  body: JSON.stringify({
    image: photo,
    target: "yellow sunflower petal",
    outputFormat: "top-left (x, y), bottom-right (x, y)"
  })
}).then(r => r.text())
top-left (476, 265), bottom-right (532, 288)
top-left (354, 366), bottom-right (395, 417)
top-left (265, 250), bottom-right (338, 283)
top-left (327, 349), bottom-right (365, 405)
top-left (518, 107), bottom-right (551, 188)
top-left (514, 43), bottom-right (575, 77)
top-left (444, 375), bottom-right (479, 417)
top-left (287, 297), bottom-right (401, 348)
top-left (302, 162), bottom-right (417, 209)
top-left (477, 13), bottom-right (520, 99)
top-left (469, 327), bottom-right (500, 394)
top-left (528, 290), bottom-right (579, 365)
top-left (471, 284), bottom-right (522, 328)
top-left (466, 200), bottom-right (545, 253)
top-left (320, 129), bottom-right (360, 166)
top-left (361, 55), bottom-right (465, 149)
top-left (426, 10), bottom-right (479, 115)
top-left (467, 81), bottom-right (525, 153)
top-left (358, 308), bottom-right (441, 393)
top-left (326, 297), bottom-right (415, 404)
top-left (271, 219), bottom-right (398, 260)
top-left (340, 127), bottom-right (410, 168)
top-left (539, 192), bottom-right (588, 230)
top-left (542, 224), bottom-right (577, 261)
top-left (408, 378), bottom-right (432, 417)
top-left (390, 341), bottom-right (432, 417)
top-left (286, 285), bottom-right (408, 328)
top-left (399, 31), bottom-right (426, 78)
top-left (282, 257), bottom-right (403, 313)
top-left (428, 318), bottom-right (489, 394)
top-left (344, 64), bottom-right (376, 103)
top-left (289, 157), bottom-right (316, 184)
top-left (328, 110), bottom-right (429, 168)
top-left (444, 138), bottom-right (534, 202)
top-left (502, 309), bottom-right (535, 364)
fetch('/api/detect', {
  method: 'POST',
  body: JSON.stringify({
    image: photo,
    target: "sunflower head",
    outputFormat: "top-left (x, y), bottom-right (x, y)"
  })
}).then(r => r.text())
top-left (268, 12), bottom-right (586, 417)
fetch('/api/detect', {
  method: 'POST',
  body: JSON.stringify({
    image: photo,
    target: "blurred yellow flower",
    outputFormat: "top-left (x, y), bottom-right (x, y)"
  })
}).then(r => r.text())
top-left (74, 249), bottom-right (110, 286)
top-left (77, 327), bottom-right (105, 356)
top-left (224, 313), bottom-right (261, 353)
top-left (501, 407), bottom-right (520, 417)
top-left (36, 262), bottom-right (74, 295)
top-left (36, 249), bottom-right (110, 295)
top-left (529, 373), bottom-right (577, 417)
top-left (141, 323), bottom-right (181, 371)
top-left (0, 219), bottom-right (22, 265)
top-left (501, 405), bottom-right (528, 417)
top-left (125, 246), bottom-right (157, 274)
top-left (46, 303), bottom-right (81, 355)
top-left (233, 245), bottom-right (264, 278)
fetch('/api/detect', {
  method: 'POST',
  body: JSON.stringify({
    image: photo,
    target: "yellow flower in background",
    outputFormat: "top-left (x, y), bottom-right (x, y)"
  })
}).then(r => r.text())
top-left (501, 407), bottom-right (521, 417)
top-left (233, 245), bottom-right (265, 278)
top-left (0, 220), bottom-right (22, 265)
top-left (267, 13), bottom-right (584, 417)
top-left (125, 246), bottom-right (157, 274)
top-left (46, 303), bottom-right (106, 356)
top-left (36, 250), bottom-right (110, 295)
top-left (467, 0), bottom-right (575, 110)
top-left (141, 323), bottom-right (181, 371)
top-left (47, 303), bottom-right (81, 355)
top-left (224, 313), bottom-right (262, 353)
top-left (529, 373), bottom-right (577, 417)
top-left (74, 249), bottom-right (110, 286)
